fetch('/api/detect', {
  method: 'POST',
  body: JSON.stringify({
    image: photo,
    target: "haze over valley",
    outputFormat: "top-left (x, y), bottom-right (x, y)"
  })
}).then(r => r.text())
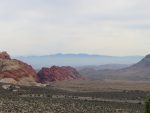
top-left (15, 53), bottom-right (143, 69)
top-left (0, 0), bottom-right (150, 112)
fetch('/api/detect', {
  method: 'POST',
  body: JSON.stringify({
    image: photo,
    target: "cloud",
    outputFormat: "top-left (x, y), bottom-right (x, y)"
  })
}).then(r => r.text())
top-left (0, 0), bottom-right (150, 56)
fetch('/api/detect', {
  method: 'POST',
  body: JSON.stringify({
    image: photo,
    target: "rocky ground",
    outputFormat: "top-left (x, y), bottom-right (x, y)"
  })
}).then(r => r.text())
top-left (0, 83), bottom-right (146, 113)
top-left (0, 97), bottom-right (144, 113)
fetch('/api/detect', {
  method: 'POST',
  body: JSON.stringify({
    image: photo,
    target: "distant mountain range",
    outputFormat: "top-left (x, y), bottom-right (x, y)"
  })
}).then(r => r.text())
top-left (14, 53), bottom-right (143, 69)
top-left (79, 54), bottom-right (150, 81)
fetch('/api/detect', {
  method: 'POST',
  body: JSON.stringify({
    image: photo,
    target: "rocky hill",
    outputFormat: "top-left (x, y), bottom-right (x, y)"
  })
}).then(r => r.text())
top-left (113, 54), bottom-right (150, 80)
top-left (0, 51), bottom-right (85, 85)
top-left (0, 51), bottom-right (37, 85)
top-left (79, 54), bottom-right (150, 81)
top-left (37, 66), bottom-right (85, 83)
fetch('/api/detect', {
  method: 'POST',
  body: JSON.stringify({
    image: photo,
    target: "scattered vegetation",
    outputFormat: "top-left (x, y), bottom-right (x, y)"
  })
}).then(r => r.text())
top-left (0, 84), bottom-right (147, 113)
top-left (145, 94), bottom-right (150, 113)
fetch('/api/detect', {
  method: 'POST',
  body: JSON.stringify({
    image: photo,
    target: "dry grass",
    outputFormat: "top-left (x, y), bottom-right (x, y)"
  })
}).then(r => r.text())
top-left (50, 80), bottom-right (150, 92)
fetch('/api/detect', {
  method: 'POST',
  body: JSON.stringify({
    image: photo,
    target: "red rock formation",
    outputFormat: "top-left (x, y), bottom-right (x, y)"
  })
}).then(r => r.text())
top-left (0, 51), bottom-right (85, 85)
top-left (0, 51), bottom-right (11, 60)
top-left (37, 66), bottom-right (85, 83)
top-left (0, 52), bottom-right (37, 85)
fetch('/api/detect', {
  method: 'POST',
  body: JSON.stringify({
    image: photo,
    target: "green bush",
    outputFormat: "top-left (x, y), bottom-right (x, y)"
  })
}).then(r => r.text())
top-left (145, 94), bottom-right (150, 113)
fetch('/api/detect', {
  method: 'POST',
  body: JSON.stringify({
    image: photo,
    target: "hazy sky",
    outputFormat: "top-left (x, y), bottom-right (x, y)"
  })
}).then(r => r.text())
top-left (0, 0), bottom-right (150, 56)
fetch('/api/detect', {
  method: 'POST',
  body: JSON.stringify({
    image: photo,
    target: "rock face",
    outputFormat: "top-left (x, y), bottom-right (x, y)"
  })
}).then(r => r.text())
top-left (0, 51), bottom-right (37, 85)
top-left (37, 66), bottom-right (85, 83)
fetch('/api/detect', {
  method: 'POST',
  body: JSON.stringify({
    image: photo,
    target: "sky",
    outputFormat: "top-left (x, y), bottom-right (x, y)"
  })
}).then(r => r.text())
top-left (0, 0), bottom-right (150, 56)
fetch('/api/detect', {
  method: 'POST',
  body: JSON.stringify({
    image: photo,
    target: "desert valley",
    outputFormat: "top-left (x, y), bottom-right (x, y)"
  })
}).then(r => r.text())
top-left (0, 51), bottom-right (150, 113)
top-left (0, 0), bottom-right (150, 112)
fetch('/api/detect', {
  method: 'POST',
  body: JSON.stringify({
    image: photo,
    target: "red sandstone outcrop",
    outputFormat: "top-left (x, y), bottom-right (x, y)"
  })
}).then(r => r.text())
top-left (37, 66), bottom-right (85, 83)
top-left (0, 51), bottom-right (11, 60)
top-left (0, 51), bottom-right (86, 85)
top-left (0, 51), bottom-right (37, 85)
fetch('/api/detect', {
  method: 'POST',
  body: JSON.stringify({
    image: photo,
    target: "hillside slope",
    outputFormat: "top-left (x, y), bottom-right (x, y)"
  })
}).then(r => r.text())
top-left (79, 54), bottom-right (150, 81)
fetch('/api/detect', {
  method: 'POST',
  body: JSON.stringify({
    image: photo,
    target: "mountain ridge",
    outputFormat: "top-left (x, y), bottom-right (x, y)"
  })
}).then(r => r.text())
top-left (15, 53), bottom-right (143, 69)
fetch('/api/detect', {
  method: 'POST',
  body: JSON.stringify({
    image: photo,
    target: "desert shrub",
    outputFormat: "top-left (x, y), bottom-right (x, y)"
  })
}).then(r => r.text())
top-left (145, 94), bottom-right (150, 113)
